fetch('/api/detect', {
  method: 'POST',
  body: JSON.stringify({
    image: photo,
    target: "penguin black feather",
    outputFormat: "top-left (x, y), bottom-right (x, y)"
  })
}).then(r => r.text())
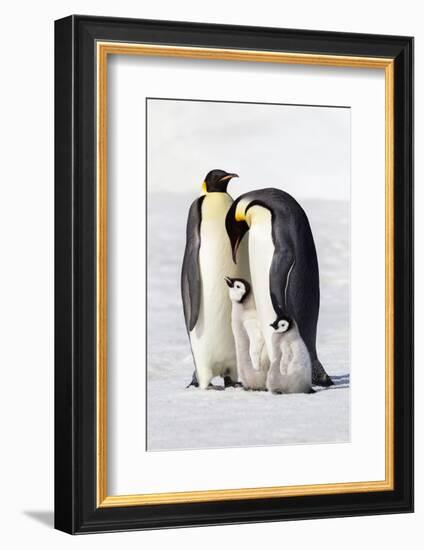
top-left (181, 196), bottom-right (205, 331)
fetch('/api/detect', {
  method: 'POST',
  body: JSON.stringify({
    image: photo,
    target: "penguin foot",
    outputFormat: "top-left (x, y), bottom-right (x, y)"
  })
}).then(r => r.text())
top-left (312, 373), bottom-right (334, 387)
top-left (306, 387), bottom-right (316, 394)
top-left (186, 371), bottom-right (199, 389)
top-left (312, 360), bottom-right (334, 387)
top-left (223, 376), bottom-right (243, 389)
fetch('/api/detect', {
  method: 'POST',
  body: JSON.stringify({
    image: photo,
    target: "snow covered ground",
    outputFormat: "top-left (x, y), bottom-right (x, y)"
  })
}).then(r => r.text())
top-left (147, 193), bottom-right (350, 451)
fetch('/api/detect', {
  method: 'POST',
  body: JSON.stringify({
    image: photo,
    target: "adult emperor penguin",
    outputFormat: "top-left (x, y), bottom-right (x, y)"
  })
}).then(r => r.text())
top-left (225, 188), bottom-right (333, 387)
top-left (181, 169), bottom-right (249, 390)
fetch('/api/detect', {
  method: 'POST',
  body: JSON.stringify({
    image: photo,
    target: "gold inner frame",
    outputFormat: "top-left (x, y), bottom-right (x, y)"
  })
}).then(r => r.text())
top-left (96, 42), bottom-right (395, 508)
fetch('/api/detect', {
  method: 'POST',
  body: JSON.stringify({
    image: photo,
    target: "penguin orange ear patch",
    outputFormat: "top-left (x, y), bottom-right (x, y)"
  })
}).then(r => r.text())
top-left (235, 208), bottom-right (246, 222)
top-left (201, 181), bottom-right (207, 195)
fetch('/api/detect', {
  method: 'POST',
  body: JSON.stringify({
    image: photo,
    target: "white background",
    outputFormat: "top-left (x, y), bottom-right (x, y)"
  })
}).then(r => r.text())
top-left (109, 58), bottom-right (385, 494)
top-left (147, 98), bottom-right (351, 200)
top-left (0, 1), bottom-right (420, 548)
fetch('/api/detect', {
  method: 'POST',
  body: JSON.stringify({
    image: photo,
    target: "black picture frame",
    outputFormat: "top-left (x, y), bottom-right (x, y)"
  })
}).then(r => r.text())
top-left (55, 15), bottom-right (414, 534)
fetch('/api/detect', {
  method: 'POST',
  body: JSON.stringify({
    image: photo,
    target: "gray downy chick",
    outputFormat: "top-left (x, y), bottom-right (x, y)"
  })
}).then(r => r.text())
top-left (225, 277), bottom-right (269, 390)
top-left (267, 317), bottom-right (314, 394)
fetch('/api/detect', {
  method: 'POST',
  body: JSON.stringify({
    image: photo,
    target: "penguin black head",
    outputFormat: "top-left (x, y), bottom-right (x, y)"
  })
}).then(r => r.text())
top-left (270, 317), bottom-right (291, 333)
top-left (224, 277), bottom-right (251, 303)
top-left (203, 169), bottom-right (238, 193)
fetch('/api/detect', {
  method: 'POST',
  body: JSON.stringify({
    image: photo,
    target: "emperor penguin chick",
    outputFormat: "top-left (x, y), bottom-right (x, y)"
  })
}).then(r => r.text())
top-left (225, 277), bottom-right (269, 391)
top-left (267, 318), bottom-right (314, 395)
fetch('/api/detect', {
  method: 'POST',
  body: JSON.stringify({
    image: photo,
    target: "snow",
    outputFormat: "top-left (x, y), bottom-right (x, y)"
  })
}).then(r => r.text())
top-left (147, 194), bottom-right (350, 451)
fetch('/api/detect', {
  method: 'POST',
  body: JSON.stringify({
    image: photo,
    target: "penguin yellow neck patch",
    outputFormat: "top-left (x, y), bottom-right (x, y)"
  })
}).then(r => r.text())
top-left (201, 181), bottom-right (207, 195)
top-left (235, 199), bottom-right (249, 224)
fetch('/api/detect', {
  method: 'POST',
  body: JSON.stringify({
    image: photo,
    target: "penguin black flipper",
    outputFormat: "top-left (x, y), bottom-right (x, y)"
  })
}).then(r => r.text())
top-left (181, 196), bottom-right (205, 332)
top-left (269, 245), bottom-right (295, 320)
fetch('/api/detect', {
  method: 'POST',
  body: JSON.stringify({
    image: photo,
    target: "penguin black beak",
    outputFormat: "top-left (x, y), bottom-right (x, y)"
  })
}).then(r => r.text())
top-left (225, 202), bottom-right (249, 263)
top-left (224, 276), bottom-right (234, 287)
top-left (219, 173), bottom-right (239, 182)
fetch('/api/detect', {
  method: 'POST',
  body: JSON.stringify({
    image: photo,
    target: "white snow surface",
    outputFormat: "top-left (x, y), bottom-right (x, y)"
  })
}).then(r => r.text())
top-left (147, 194), bottom-right (350, 451)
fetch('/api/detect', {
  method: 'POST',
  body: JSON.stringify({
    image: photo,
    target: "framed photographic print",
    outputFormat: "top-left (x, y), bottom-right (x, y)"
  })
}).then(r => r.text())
top-left (54, 15), bottom-right (414, 534)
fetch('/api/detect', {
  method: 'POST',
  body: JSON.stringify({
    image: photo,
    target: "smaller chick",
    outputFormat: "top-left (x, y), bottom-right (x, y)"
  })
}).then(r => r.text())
top-left (267, 317), bottom-right (314, 394)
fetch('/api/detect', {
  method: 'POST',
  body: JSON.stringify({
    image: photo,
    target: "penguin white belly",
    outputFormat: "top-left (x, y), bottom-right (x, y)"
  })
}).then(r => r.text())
top-left (190, 193), bottom-right (249, 388)
top-left (247, 206), bottom-right (276, 360)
